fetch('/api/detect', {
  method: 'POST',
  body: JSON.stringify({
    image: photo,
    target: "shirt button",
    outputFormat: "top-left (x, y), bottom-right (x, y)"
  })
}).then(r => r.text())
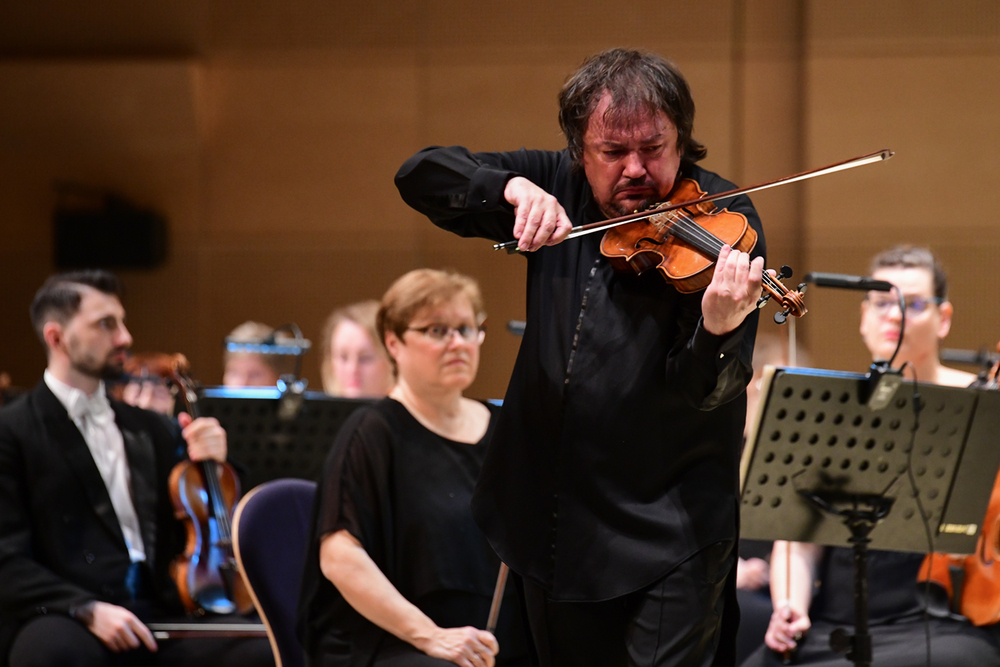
top-left (85, 553), bottom-right (96, 564)
top-left (719, 353), bottom-right (725, 359)
top-left (35, 607), bottom-right (47, 614)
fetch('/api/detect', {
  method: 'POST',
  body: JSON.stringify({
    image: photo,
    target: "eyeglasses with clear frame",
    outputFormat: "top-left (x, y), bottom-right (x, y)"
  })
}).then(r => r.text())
top-left (405, 323), bottom-right (485, 344)
top-left (865, 294), bottom-right (944, 316)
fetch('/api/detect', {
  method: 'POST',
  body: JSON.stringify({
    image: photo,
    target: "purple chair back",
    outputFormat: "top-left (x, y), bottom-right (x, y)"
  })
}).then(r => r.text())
top-left (233, 478), bottom-right (317, 667)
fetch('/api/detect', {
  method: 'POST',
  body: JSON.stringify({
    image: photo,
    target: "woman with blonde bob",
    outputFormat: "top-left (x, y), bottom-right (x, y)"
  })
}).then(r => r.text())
top-left (298, 269), bottom-right (527, 667)
top-left (320, 301), bottom-right (394, 398)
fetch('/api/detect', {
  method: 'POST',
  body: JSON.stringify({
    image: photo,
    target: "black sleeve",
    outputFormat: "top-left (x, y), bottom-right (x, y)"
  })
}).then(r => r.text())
top-left (0, 420), bottom-right (95, 620)
top-left (663, 188), bottom-right (765, 410)
top-left (394, 145), bottom-right (565, 244)
top-left (315, 408), bottom-right (396, 570)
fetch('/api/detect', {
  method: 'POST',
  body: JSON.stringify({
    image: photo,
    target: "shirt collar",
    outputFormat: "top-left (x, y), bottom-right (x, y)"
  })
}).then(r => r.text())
top-left (44, 370), bottom-right (111, 423)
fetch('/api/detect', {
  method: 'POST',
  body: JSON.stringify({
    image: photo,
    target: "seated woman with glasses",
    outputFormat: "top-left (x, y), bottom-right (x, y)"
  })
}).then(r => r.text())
top-left (298, 269), bottom-right (528, 667)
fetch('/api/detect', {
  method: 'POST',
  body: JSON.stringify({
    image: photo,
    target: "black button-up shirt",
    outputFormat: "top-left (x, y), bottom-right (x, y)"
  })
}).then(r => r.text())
top-left (396, 146), bottom-right (764, 600)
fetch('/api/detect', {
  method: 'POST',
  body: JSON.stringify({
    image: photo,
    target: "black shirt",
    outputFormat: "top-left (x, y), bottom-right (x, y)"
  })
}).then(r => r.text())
top-left (395, 146), bottom-right (765, 600)
top-left (297, 398), bottom-right (523, 665)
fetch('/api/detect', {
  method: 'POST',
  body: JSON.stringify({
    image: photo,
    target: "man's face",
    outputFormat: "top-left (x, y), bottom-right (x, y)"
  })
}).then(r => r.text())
top-left (56, 287), bottom-right (133, 380)
top-left (860, 267), bottom-right (951, 364)
top-left (580, 92), bottom-right (683, 219)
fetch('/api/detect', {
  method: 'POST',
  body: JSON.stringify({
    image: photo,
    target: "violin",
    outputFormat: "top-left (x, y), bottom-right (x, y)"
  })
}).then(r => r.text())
top-left (600, 177), bottom-right (807, 324)
top-left (159, 361), bottom-right (253, 616)
top-left (920, 339), bottom-right (1000, 625)
top-left (495, 150), bottom-right (895, 323)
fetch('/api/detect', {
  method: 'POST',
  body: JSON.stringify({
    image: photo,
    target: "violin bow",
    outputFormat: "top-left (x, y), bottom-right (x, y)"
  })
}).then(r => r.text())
top-left (486, 563), bottom-right (509, 634)
top-left (494, 149), bottom-right (894, 252)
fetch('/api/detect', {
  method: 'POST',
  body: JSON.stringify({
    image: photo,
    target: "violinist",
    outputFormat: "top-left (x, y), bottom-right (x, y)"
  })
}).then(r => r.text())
top-left (0, 270), bottom-right (273, 667)
top-left (741, 245), bottom-right (1000, 667)
top-left (396, 48), bottom-right (764, 666)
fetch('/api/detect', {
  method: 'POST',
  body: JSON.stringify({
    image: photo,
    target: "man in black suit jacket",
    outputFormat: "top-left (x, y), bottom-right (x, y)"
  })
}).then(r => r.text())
top-left (0, 270), bottom-right (273, 667)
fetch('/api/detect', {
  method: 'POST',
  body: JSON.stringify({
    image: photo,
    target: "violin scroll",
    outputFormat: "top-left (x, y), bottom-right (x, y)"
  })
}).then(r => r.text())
top-left (756, 265), bottom-right (808, 325)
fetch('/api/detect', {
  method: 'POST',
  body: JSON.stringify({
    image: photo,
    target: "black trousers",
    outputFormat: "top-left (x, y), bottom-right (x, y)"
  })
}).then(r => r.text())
top-left (7, 613), bottom-right (274, 667)
top-left (519, 540), bottom-right (738, 667)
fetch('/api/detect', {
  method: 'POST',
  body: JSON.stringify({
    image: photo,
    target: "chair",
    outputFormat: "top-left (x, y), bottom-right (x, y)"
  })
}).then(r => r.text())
top-left (233, 478), bottom-right (317, 667)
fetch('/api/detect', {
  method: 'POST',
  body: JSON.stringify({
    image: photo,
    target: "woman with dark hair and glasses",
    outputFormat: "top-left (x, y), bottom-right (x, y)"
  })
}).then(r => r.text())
top-left (298, 269), bottom-right (528, 667)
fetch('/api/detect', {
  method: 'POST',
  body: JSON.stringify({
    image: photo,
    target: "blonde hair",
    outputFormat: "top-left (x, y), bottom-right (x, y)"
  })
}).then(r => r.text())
top-left (223, 321), bottom-right (295, 377)
top-left (377, 269), bottom-right (486, 373)
top-left (320, 301), bottom-right (388, 394)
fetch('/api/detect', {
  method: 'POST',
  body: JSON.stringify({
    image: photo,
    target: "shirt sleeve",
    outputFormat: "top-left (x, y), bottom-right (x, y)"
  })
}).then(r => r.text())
top-left (315, 408), bottom-right (395, 569)
top-left (394, 145), bottom-right (563, 244)
top-left (664, 187), bottom-right (765, 411)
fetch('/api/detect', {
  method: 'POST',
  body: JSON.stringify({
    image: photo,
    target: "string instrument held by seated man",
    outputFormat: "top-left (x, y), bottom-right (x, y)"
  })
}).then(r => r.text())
top-left (143, 356), bottom-right (253, 616)
top-left (920, 340), bottom-right (1000, 625)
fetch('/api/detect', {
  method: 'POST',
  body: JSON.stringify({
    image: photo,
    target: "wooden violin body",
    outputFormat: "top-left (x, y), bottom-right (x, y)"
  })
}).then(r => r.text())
top-left (599, 178), bottom-right (806, 322)
top-left (921, 340), bottom-right (1000, 624)
top-left (136, 357), bottom-right (252, 616)
top-left (169, 459), bottom-right (252, 615)
top-left (601, 179), bottom-right (756, 294)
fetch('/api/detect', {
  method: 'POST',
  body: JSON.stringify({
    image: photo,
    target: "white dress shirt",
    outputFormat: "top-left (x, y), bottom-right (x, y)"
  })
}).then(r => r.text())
top-left (44, 370), bottom-right (147, 563)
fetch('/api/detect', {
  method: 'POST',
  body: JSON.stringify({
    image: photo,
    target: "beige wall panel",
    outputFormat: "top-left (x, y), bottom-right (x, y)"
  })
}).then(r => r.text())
top-left (202, 55), bottom-right (420, 251)
top-left (196, 247), bottom-right (419, 388)
top-left (802, 49), bottom-right (1000, 375)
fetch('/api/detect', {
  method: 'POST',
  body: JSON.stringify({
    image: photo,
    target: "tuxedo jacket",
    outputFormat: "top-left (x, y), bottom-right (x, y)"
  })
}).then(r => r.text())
top-left (0, 380), bottom-right (187, 633)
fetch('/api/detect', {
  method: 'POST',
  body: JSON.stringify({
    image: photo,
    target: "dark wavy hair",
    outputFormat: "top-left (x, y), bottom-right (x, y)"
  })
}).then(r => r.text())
top-left (30, 269), bottom-right (123, 344)
top-left (558, 48), bottom-right (707, 169)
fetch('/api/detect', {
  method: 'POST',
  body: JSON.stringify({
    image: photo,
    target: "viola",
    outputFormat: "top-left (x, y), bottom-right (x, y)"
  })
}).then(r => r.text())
top-left (164, 364), bottom-right (253, 616)
top-left (599, 177), bottom-right (807, 323)
top-left (920, 340), bottom-right (1000, 624)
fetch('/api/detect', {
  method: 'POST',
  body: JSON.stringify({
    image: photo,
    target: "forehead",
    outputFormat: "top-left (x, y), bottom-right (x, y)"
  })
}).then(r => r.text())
top-left (583, 93), bottom-right (675, 145)
top-left (73, 286), bottom-right (124, 322)
top-left (870, 267), bottom-right (935, 296)
top-left (410, 294), bottom-right (475, 323)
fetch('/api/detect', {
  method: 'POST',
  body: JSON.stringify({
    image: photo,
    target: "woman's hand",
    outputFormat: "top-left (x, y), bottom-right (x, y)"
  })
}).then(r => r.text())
top-left (415, 626), bottom-right (499, 667)
top-left (764, 602), bottom-right (811, 654)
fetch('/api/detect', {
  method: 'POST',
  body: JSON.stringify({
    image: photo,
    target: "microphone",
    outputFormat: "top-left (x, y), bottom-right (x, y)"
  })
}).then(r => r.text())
top-left (803, 272), bottom-right (895, 292)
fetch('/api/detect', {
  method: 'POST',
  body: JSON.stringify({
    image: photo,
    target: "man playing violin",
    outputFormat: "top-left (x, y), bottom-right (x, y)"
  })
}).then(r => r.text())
top-left (0, 270), bottom-right (273, 667)
top-left (396, 48), bottom-right (765, 666)
top-left (744, 245), bottom-right (1000, 667)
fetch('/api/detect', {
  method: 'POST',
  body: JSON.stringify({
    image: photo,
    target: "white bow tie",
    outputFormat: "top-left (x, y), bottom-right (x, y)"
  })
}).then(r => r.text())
top-left (69, 391), bottom-right (114, 428)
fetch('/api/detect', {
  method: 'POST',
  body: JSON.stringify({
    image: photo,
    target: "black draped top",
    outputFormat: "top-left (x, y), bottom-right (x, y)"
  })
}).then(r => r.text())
top-left (297, 398), bottom-right (521, 666)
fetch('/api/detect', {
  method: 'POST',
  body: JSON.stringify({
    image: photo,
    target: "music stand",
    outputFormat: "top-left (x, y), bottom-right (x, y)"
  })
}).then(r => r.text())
top-left (740, 366), bottom-right (1000, 667)
top-left (197, 387), bottom-right (374, 490)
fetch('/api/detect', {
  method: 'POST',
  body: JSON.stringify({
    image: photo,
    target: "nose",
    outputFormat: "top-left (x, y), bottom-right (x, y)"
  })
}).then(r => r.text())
top-left (621, 151), bottom-right (646, 180)
top-left (117, 323), bottom-right (133, 349)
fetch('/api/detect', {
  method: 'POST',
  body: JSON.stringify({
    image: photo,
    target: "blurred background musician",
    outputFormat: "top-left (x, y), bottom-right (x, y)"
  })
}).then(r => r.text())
top-left (0, 270), bottom-right (272, 667)
top-left (740, 245), bottom-right (1000, 667)
top-left (297, 269), bottom-right (528, 667)
top-left (319, 301), bottom-right (394, 399)
top-left (222, 321), bottom-right (292, 388)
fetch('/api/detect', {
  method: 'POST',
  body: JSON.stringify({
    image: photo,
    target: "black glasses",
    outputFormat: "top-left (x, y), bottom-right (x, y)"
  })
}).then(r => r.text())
top-left (405, 323), bottom-right (484, 343)
top-left (866, 295), bottom-right (944, 316)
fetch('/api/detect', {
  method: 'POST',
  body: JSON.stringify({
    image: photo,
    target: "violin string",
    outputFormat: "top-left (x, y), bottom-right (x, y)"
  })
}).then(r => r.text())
top-left (663, 208), bottom-right (789, 301)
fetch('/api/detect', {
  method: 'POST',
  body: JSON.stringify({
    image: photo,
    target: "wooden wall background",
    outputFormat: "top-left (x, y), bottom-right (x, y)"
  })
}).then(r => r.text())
top-left (1, 0), bottom-right (998, 399)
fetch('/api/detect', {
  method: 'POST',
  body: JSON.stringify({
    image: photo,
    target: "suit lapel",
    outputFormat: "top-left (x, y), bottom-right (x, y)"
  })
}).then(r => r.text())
top-left (115, 405), bottom-right (160, 568)
top-left (31, 382), bottom-right (127, 549)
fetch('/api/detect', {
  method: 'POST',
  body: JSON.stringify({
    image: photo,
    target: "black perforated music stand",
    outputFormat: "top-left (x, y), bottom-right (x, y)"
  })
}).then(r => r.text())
top-left (740, 366), bottom-right (1000, 667)
top-left (197, 387), bottom-right (374, 490)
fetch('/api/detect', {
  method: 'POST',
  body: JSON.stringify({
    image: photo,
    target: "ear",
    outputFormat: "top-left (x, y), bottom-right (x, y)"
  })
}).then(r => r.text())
top-left (937, 301), bottom-right (954, 339)
top-left (384, 331), bottom-right (402, 362)
top-left (42, 321), bottom-right (63, 354)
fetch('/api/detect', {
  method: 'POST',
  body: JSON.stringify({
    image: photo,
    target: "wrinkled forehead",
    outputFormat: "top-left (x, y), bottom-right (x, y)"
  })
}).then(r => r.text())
top-left (870, 267), bottom-right (935, 296)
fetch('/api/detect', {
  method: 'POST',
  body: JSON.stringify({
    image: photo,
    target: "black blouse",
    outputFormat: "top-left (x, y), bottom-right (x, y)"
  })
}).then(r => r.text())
top-left (297, 398), bottom-right (522, 666)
